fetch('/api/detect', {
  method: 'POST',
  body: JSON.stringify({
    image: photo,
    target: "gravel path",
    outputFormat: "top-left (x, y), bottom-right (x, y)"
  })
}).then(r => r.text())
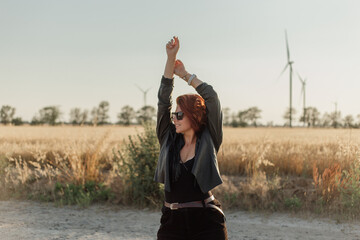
top-left (1, 201), bottom-right (360, 240)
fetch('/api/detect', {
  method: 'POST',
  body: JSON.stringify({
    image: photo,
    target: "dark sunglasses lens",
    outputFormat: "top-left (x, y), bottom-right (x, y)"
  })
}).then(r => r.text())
top-left (172, 112), bottom-right (184, 120)
top-left (177, 112), bottom-right (184, 120)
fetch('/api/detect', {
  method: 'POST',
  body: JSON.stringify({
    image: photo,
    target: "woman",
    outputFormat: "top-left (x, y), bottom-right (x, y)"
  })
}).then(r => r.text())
top-left (154, 36), bottom-right (228, 239)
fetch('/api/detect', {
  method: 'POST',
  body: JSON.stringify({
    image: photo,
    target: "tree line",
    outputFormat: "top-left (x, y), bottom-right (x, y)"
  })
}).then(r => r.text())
top-left (0, 102), bottom-right (156, 126)
top-left (1, 103), bottom-right (360, 128)
top-left (224, 106), bottom-right (360, 128)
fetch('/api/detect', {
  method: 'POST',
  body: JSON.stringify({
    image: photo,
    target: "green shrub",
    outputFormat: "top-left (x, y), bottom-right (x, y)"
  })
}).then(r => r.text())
top-left (285, 196), bottom-right (302, 210)
top-left (338, 160), bottom-right (360, 215)
top-left (54, 181), bottom-right (112, 207)
top-left (222, 192), bottom-right (239, 208)
top-left (0, 154), bottom-right (7, 176)
top-left (115, 123), bottom-right (163, 207)
top-left (0, 155), bottom-right (8, 198)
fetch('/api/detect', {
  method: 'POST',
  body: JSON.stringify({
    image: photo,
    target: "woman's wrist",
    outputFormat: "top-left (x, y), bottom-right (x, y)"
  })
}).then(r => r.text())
top-left (179, 72), bottom-right (190, 80)
top-left (167, 55), bottom-right (176, 61)
top-left (190, 77), bottom-right (203, 88)
top-left (181, 73), bottom-right (203, 88)
top-left (164, 58), bottom-right (176, 79)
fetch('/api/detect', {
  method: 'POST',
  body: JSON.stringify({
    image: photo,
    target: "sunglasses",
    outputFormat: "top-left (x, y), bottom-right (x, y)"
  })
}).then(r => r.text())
top-left (171, 111), bottom-right (184, 121)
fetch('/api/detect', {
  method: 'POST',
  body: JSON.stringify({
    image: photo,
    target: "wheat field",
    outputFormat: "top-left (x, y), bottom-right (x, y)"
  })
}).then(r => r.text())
top-left (1, 125), bottom-right (360, 214)
top-left (1, 125), bottom-right (359, 178)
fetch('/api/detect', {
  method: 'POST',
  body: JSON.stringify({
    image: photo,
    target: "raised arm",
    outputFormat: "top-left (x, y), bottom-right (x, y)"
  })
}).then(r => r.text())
top-left (163, 36), bottom-right (179, 79)
top-left (195, 82), bottom-right (223, 151)
top-left (174, 59), bottom-right (223, 151)
top-left (156, 76), bottom-right (174, 145)
top-left (156, 37), bottom-right (179, 145)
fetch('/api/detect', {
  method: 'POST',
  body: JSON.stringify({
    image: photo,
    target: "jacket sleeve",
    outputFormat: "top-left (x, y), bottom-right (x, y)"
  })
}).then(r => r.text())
top-left (196, 82), bottom-right (223, 152)
top-left (156, 76), bottom-right (174, 146)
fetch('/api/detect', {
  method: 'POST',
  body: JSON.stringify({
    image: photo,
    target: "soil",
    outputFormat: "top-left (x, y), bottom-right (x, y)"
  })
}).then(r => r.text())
top-left (1, 200), bottom-right (360, 239)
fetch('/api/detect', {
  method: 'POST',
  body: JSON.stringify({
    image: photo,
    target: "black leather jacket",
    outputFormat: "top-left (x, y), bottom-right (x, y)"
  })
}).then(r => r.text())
top-left (154, 76), bottom-right (223, 193)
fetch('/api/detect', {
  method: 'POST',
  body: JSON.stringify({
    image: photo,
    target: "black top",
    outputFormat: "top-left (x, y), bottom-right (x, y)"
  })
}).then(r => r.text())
top-left (155, 76), bottom-right (223, 193)
top-left (165, 157), bottom-right (211, 203)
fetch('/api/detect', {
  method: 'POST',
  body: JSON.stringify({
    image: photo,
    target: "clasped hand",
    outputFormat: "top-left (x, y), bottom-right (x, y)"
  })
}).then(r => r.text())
top-left (166, 36), bottom-right (188, 79)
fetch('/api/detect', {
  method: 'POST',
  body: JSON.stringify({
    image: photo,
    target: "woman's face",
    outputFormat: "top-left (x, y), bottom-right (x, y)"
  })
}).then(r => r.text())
top-left (173, 106), bottom-right (193, 134)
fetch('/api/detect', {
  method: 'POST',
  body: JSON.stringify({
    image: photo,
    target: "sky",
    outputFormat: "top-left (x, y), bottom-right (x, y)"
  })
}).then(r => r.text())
top-left (1, 0), bottom-right (360, 125)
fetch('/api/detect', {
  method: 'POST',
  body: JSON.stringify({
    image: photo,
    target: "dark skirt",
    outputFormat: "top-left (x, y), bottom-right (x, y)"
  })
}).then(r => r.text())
top-left (157, 199), bottom-right (228, 240)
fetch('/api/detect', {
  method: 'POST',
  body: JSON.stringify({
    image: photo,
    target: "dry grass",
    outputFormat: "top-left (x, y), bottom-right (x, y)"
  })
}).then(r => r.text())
top-left (3, 126), bottom-right (359, 174)
top-left (0, 125), bottom-right (139, 155)
top-left (0, 125), bottom-right (140, 201)
top-left (1, 126), bottom-right (360, 215)
top-left (218, 127), bottom-right (360, 177)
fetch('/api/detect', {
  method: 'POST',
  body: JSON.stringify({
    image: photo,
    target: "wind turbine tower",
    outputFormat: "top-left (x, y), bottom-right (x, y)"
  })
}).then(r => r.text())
top-left (135, 84), bottom-right (151, 107)
top-left (298, 73), bottom-right (307, 126)
top-left (278, 30), bottom-right (294, 127)
top-left (333, 101), bottom-right (339, 128)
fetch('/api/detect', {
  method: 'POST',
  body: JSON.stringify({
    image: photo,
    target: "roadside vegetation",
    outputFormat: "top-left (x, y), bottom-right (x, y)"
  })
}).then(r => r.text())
top-left (1, 125), bottom-right (360, 219)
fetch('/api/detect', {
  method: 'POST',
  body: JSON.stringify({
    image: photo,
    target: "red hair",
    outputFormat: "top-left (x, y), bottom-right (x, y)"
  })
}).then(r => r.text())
top-left (176, 94), bottom-right (207, 133)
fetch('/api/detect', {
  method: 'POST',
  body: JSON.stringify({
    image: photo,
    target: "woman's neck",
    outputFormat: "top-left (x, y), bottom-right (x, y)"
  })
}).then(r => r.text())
top-left (183, 130), bottom-right (197, 146)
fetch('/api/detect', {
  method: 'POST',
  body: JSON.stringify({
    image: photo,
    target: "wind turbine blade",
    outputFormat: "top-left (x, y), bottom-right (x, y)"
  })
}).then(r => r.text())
top-left (297, 72), bottom-right (304, 84)
top-left (277, 63), bottom-right (289, 80)
top-left (285, 30), bottom-right (290, 62)
top-left (135, 84), bottom-right (144, 92)
top-left (136, 84), bottom-right (149, 94)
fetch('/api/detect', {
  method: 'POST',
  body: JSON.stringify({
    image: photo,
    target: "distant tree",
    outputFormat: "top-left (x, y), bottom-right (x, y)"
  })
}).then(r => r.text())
top-left (283, 107), bottom-right (297, 126)
top-left (91, 101), bottom-right (110, 126)
top-left (321, 112), bottom-right (332, 127)
top-left (70, 108), bottom-right (81, 125)
top-left (12, 117), bottom-right (23, 126)
top-left (32, 106), bottom-right (61, 125)
top-left (136, 105), bottom-right (156, 124)
top-left (237, 110), bottom-right (249, 127)
top-left (299, 108), bottom-right (308, 126)
top-left (343, 115), bottom-right (354, 128)
top-left (329, 111), bottom-right (341, 128)
top-left (80, 110), bottom-right (88, 126)
top-left (308, 107), bottom-right (321, 127)
top-left (91, 107), bottom-right (98, 126)
top-left (244, 106), bottom-right (262, 127)
top-left (31, 115), bottom-right (42, 125)
top-left (98, 101), bottom-right (110, 125)
top-left (357, 114), bottom-right (360, 128)
top-left (222, 107), bottom-right (231, 126)
top-left (70, 108), bottom-right (88, 125)
top-left (117, 105), bottom-right (136, 126)
top-left (0, 105), bottom-right (16, 125)
top-left (229, 107), bottom-right (261, 128)
top-left (300, 107), bottom-right (320, 127)
top-left (230, 113), bottom-right (240, 127)
top-left (42, 106), bottom-right (61, 125)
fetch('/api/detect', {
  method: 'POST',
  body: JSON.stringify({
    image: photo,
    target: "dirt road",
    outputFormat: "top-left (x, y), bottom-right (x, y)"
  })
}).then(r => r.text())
top-left (1, 201), bottom-right (359, 240)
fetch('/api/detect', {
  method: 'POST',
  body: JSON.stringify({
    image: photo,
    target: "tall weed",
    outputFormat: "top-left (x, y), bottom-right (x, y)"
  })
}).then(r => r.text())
top-left (239, 171), bottom-right (281, 210)
top-left (313, 163), bottom-right (342, 205)
top-left (115, 123), bottom-right (163, 207)
top-left (2, 132), bottom-right (113, 205)
top-left (338, 158), bottom-right (360, 216)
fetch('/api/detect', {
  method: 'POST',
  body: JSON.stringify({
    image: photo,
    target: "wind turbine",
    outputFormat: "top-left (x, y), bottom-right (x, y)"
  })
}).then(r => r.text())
top-left (135, 84), bottom-right (151, 107)
top-left (297, 72), bottom-right (307, 126)
top-left (333, 101), bottom-right (339, 128)
top-left (278, 30), bottom-right (294, 127)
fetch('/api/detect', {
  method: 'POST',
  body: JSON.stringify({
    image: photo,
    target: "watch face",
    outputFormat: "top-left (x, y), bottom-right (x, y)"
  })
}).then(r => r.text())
top-left (188, 74), bottom-right (196, 85)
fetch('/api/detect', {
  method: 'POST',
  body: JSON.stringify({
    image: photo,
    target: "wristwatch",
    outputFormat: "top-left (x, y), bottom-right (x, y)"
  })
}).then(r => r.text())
top-left (188, 74), bottom-right (196, 85)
